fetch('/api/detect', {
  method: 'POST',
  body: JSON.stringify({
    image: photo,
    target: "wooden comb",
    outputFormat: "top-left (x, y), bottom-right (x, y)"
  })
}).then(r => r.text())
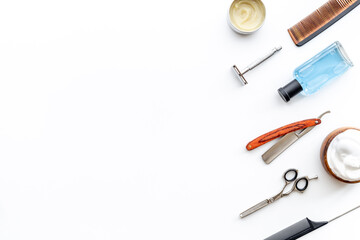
top-left (288, 0), bottom-right (360, 46)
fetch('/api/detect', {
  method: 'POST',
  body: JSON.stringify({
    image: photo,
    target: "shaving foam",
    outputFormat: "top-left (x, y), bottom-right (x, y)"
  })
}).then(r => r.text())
top-left (327, 129), bottom-right (360, 182)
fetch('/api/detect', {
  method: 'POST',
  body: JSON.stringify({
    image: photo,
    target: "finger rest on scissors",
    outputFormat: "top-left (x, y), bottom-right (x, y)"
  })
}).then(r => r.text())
top-left (295, 176), bottom-right (318, 192)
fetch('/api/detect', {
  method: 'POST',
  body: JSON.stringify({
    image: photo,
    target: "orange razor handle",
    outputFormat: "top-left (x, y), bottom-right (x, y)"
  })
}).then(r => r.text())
top-left (246, 119), bottom-right (321, 151)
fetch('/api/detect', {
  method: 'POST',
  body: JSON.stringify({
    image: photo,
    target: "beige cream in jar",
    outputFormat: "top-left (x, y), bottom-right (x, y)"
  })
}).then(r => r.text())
top-left (228, 0), bottom-right (266, 34)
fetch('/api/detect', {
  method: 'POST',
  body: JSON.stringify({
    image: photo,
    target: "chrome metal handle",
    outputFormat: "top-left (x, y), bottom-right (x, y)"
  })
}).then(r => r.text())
top-left (246, 46), bottom-right (282, 71)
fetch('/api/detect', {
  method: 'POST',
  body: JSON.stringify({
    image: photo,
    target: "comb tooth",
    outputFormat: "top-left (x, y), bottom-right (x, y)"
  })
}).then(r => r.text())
top-left (337, 0), bottom-right (343, 8)
top-left (337, 0), bottom-right (345, 8)
top-left (336, 0), bottom-right (354, 7)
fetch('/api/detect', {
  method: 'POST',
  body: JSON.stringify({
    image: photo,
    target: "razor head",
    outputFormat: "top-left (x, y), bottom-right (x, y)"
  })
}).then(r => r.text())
top-left (232, 65), bottom-right (248, 85)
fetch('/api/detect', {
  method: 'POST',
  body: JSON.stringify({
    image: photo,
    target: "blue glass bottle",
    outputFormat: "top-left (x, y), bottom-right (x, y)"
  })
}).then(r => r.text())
top-left (278, 41), bottom-right (353, 102)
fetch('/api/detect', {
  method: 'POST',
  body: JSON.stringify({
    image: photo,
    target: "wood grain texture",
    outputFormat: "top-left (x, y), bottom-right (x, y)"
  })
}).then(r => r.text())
top-left (246, 119), bottom-right (321, 151)
top-left (288, 0), bottom-right (360, 46)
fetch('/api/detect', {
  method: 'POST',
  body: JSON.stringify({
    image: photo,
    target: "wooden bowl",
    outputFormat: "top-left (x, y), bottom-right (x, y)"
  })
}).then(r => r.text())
top-left (320, 127), bottom-right (360, 184)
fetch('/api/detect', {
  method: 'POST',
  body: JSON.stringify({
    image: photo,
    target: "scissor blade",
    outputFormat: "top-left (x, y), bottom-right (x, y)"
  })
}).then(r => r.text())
top-left (240, 199), bottom-right (270, 218)
top-left (262, 133), bottom-right (299, 164)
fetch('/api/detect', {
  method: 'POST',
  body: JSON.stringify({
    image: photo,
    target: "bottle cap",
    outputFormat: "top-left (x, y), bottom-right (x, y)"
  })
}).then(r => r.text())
top-left (278, 80), bottom-right (303, 102)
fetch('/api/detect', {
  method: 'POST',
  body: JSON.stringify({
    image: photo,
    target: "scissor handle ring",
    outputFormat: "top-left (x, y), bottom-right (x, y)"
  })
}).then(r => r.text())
top-left (295, 177), bottom-right (309, 192)
top-left (283, 169), bottom-right (298, 182)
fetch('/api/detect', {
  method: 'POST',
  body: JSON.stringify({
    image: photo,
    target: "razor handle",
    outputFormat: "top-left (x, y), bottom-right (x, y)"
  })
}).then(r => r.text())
top-left (246, 119), bottom-right (321, 151)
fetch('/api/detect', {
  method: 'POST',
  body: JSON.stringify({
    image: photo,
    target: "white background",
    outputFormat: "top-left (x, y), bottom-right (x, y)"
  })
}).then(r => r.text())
top-left (0, 0), bottom-right (360, 239)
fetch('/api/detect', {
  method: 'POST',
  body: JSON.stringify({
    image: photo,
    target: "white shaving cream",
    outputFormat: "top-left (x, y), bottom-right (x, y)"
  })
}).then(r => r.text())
top-left (327, 129), bottom-right (360, 182)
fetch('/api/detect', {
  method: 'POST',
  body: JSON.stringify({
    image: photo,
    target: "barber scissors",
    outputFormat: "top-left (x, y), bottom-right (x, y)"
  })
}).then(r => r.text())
top-left (240, 169), bottom-right (318, 218)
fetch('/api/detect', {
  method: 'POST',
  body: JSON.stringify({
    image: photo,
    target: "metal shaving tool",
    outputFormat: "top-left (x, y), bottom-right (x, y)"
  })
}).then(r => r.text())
top-left (261, 111), bottom-right (330, 164)
top-left (232, 46), bottom-right (282, 85)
